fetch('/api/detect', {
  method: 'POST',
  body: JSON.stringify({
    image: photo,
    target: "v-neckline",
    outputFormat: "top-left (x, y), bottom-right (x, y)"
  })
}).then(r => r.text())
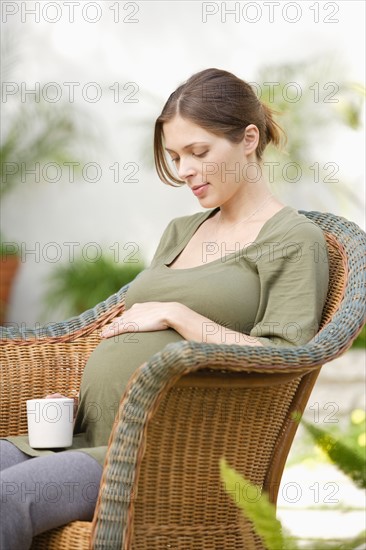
top-left (163, 205), bottom-right (291, 271)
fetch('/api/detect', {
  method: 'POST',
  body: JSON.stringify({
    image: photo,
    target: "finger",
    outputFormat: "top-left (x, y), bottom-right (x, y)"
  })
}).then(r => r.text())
top-left (101, 318), bottom-right (125, 337)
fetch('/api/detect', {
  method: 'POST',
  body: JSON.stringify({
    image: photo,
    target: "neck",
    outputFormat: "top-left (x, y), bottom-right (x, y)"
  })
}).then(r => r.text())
top-left (218, 182), bottom-right (275, 225)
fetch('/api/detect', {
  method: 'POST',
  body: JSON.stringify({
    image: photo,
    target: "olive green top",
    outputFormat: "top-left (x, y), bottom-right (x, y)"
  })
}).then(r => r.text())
top-left (5, 206), bottom-right (329, 467)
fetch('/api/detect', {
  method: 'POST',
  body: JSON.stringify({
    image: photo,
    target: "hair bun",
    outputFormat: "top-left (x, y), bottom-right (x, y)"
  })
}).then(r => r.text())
top-left (261, 101), bottom-right (286, 150)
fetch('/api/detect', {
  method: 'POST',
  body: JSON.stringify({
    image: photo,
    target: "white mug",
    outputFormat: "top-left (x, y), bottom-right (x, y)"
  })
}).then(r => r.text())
top-left (26, 398), bottom-right (74, 448)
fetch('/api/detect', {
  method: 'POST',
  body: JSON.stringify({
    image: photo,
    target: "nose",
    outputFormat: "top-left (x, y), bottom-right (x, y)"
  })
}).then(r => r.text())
top-left (176, 157), bottom-right (197, 181)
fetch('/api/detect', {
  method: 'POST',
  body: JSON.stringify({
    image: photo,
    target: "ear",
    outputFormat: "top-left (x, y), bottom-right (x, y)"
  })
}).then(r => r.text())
top-left (242, 124), bottom-right (260, 156)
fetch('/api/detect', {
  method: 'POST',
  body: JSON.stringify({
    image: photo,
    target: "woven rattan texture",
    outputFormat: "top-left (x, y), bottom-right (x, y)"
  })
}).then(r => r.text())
top-left (1, 211), bottom-right (365, 549)
top-left (129, 381), bottom-right (301, 549)
top-left (29, 521), bottom-right (92, 549)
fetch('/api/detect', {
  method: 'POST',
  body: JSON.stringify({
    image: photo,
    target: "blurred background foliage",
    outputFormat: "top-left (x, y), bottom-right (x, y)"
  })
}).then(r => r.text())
top-left (299, 410), bottom-right (366, 490)
top-left (287, 406), bottom-right (366, 470)
top-left (351, 324), bottom-right (366, 349)
top-left (255, 58), bottom-right (365, 211)
top-left (41, 256), bottom-right (145, 319)
top-left (0, 30), bottom-right (94, 211)
top-left (0, 28), bottom-right (96, 323)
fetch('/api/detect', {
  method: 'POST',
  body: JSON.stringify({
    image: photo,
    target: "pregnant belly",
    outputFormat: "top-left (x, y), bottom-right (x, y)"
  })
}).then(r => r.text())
top-left (73, 329), bottom-right (184, 446)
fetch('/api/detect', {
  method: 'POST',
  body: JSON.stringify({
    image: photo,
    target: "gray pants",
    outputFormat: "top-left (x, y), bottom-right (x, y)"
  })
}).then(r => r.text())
top-left (0, 440), bottom-right (103, 550)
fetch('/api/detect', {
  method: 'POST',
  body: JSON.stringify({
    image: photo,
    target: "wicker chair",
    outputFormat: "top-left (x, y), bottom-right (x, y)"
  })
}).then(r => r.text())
top-left (1, 211), bottom-right (365, 549)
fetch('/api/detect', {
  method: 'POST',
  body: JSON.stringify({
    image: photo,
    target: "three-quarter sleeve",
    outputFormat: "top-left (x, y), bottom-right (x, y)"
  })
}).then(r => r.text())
top-left (249, 221), bottom-right (329, 347)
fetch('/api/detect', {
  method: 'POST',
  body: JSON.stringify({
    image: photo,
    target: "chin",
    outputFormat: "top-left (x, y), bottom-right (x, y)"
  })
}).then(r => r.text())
top-left (197, 197), bottom-right (220, 210)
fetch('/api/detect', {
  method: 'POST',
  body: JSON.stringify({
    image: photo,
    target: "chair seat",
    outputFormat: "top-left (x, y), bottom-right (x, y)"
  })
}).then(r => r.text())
top-left (31, 521), bottom-right (92, 549)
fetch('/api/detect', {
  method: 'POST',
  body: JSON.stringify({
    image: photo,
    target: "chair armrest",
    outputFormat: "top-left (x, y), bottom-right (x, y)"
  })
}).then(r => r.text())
top-left (0, 283), bottom-right (129, 344)
top-left (0, 284), bottom-right (129, 436)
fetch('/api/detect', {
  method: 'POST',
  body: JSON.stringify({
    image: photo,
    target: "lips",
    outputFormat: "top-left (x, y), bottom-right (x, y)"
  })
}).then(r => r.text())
top-left (191, 183), bottom-right (209, 196)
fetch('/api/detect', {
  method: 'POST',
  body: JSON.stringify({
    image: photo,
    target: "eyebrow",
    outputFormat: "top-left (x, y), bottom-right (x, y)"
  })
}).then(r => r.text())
top-left (164, 141), bottom-right (209, 153)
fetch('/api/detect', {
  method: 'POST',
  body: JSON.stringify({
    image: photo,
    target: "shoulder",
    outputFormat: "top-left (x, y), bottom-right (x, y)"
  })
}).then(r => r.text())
top-left (252, 206), bottom-right (329, 269)
top-left (262, 206), bottom-right (327, 246)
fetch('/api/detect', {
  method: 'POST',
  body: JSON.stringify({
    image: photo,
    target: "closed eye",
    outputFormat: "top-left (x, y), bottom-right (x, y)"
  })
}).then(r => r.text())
top-left (170, 152), bottom-right (208, 163)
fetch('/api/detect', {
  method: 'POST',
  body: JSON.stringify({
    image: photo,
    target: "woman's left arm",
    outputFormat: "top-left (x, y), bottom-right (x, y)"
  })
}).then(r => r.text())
top-left (168, 302), bottom-right (264, 347)
top-left (100, 301), bottom-right (264, 347)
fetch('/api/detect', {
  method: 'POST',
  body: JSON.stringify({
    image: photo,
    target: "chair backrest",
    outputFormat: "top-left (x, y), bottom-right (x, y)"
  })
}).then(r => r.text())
top-left (91, 211), bottom-right (366, 549)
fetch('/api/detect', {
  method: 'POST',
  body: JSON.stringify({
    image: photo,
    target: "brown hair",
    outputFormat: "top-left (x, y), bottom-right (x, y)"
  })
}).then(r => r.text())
top-left (154, 67), bottom-right (287, 186)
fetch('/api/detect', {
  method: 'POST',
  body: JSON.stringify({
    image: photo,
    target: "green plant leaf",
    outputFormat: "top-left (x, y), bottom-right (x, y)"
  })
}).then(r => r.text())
top-left (351, 324), bottom-right (366, 349)
top-left (300, 418), bottom-right (366, 489)
top-left (219, 458), bottom-right (293, 550)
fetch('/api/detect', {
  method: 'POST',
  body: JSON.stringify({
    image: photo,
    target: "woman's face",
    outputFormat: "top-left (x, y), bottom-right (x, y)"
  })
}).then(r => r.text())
top-left (162, 115), bottom-right (259, 209)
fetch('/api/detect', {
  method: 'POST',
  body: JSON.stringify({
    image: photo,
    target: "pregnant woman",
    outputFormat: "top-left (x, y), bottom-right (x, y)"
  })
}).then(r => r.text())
top-left (0, 67), bottom-right (329, 549)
